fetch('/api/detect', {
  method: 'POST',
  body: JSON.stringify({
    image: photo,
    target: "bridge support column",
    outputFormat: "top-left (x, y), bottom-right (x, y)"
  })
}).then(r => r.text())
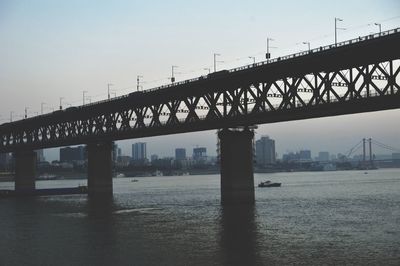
top-left (87, 141), bottom-right (113, 196)
top-left (218, 128), bottom-right (255, 204)
top-left (15, 150), bottom-right (36, 192)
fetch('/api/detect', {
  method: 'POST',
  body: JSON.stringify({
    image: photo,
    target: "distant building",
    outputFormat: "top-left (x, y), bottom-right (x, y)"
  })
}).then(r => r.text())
top-left (193, 147), bottom-right (207, 161)
top-left (299, 150), bottom-right (311, 161)
top-left (393, 153), bottom-right (400, 163)
top-left (132, 142), bottom-right (147, 161)
top-left (112, 142), bottom-right (118, 162)
top-left (35, 149), bottom-right (45, 162)
top-left (60, 146), bottom-right (85, 162)
top-left (318, 151), bottom-right (330, 162)
top-left (150, 154), bottom-right (158, 162)
top-left (175, 148), bottom-right (186, 161)
top-left (255, 136), bottom-right (276, 166)
top-left (116, 156), bottom-right (131, 167)
top-left (0, 153), bottom-right (11, 170)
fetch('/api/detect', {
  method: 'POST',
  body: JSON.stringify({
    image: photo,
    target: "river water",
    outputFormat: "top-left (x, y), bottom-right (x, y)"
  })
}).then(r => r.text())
top-left (1, 169), bottom-right (399, 265)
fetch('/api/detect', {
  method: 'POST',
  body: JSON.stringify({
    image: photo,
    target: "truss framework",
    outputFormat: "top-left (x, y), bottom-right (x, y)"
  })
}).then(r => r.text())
top-left (1, 58), bottom-right (399, 152)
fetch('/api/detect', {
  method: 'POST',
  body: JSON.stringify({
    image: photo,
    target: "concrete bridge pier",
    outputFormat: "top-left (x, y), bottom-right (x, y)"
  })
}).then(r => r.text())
top-left (15, 150), bottom-right (36, 192)
top-left (87, 141), bottom-right (113, 196)
top-left (218, 128), bottom-right (255, 204)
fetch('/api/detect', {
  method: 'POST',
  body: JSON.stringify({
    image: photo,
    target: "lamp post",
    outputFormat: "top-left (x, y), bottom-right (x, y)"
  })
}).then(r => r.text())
top-left (10, 111), bottom-right (14, 122)
top-left (24, 107), bottom-right (29, 119)
top-left (303, 42), bottom-right (311, 51)
top-left (137, 75), bottom-right (143, 91)
top-left (335, 17), bottom-right (345, 45)
top-left (83, 90), bottom-right (88, 105)
top-left (374, 23), bottom-right (382, 34)
top-left (213, 53), bottom-right (221, 72)
top-left (59, 97), bottom-right (64, 110)
top-left (107, 83), bottom-right (113, 100)
top-left (248, 56), bottom-right (256, 64)
top-left (266, 37), bottom-right (275, 62)
top-left (171, 66), bottom-right (178, 83)
top-left (41, 102), bottom-right (46, 114)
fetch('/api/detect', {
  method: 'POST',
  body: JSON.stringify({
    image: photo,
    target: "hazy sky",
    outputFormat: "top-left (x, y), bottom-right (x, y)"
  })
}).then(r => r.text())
top-left (0, 0), bottom-right (399, 160)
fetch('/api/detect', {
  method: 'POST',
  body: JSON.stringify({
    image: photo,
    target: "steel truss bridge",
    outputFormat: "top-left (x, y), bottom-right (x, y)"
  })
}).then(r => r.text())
top-left (1, 28), bottom-right (400, 153)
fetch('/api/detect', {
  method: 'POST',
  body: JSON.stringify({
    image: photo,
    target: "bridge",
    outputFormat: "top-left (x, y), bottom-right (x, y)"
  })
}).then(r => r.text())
top-left (1, 28), bottom-right (400, 203)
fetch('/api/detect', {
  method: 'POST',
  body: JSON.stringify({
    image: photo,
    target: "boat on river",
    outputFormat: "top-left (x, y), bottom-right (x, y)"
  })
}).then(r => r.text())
top-left (258, 180), bottom-right (281, 187)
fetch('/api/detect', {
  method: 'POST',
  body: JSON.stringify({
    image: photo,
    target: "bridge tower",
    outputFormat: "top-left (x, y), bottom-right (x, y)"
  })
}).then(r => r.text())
top-left (14, 150), bottom-right (36, 192)
top-left (218, 127), bottom-right (255, 204)
top-left (87, 141), bottom-right (113, 196)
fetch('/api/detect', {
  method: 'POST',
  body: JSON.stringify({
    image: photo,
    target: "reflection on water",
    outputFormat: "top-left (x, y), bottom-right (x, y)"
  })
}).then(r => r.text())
top-left (86, 195), bottom-right (115, 218)
top-left (1, 170), bottom-right (400, 265)
top-left (219, 204), bottom-right (260, 266)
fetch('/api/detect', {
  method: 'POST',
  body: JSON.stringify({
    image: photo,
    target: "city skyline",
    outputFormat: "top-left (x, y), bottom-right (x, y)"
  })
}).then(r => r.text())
top-left (41, 128), bottom-right (399, 162)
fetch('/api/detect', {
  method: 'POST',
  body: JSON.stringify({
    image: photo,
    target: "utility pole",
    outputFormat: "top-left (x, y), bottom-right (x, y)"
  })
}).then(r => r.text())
top-left (107, 83), bottom-right (113, 100)
top-left (137, 75), bottom-right (143, 91)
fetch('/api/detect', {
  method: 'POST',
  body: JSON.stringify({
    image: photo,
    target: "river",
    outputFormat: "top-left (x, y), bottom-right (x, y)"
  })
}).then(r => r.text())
top-left (1, 169), bottom-right (399, 265)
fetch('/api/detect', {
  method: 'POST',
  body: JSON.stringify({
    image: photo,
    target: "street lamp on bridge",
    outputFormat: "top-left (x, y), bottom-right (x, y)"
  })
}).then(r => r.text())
top-left (83, 91), bottom-right (88, 105)
top-left (213, 53), bottom-right (222, 72)
top-left (41, 102), bottom-right (46, 115)
top-left (59, 97), bottom-right (64, 110)
top-left (171, 66), bottom-right (178, 83)
top-left (107, 83), bottom-right (113, 100)
top-left (374, 22), bottom-right (382, 34)
top-left (248, 56), bottom-right (256, 64)
top-left (335, 17), bottom-right (346, 45)
top-left (303, 41), bottom-right (311, 51)
top-left (266, 37), bottom-right (276, 62)
top-left (137, 75), bottom-right (143, 91)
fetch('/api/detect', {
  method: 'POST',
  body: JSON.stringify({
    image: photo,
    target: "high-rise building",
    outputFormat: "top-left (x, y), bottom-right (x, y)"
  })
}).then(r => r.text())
top-left (0, 153), bottom-right (11, 170)
top-left (150, 154), bottom-right (158, 162)
top-left (112, 142), bottom-right (118, 162)
top-left (318, 151), bottom-right (330, 161)
top-left (35, 149), bottom-right (45, 162)
top-left (255, 136), bottom-right (276, 166)
top-left (175, 148), bottom-right (186, 161)
top-left (132, 142), bottom-right (147, 161)
top-left (299, 150), bottom-right (312, 161)
top-left (193, 147), bottom-right (207, 161)
top-left (60, 146), bottom-right (85, 162)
